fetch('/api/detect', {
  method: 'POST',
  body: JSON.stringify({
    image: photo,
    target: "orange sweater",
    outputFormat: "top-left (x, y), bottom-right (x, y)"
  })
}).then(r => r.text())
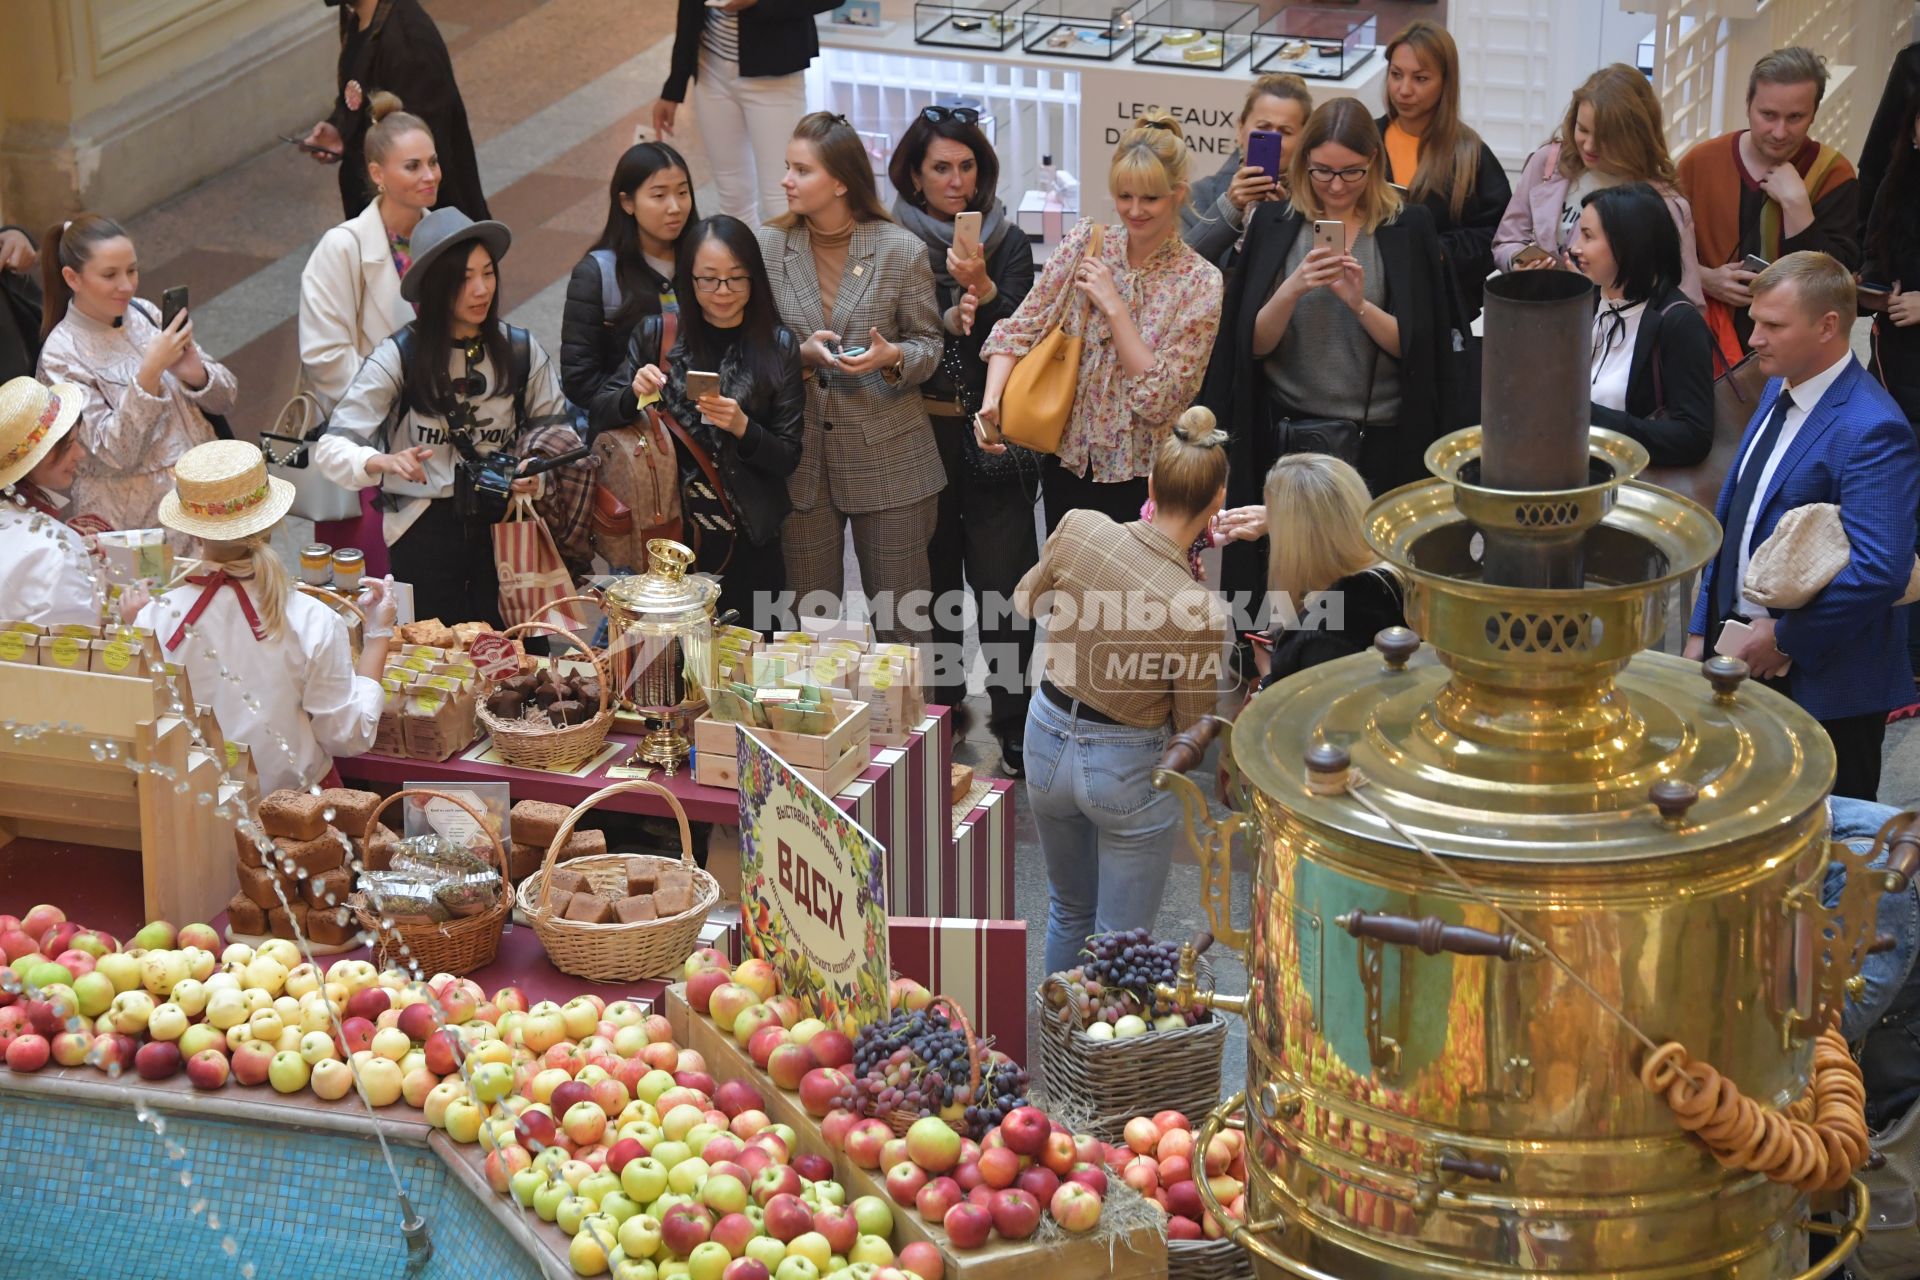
top-left (1678, 131), bottom-right (1857, 268)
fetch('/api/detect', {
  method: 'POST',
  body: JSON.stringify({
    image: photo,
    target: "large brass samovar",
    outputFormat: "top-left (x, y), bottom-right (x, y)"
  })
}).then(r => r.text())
top-left (1159, 271), bottom-right (1902, 1278)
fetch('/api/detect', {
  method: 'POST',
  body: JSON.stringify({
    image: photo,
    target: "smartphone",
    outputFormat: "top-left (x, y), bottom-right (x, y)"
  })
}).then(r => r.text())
top-left (1245, 129), bottom-right (1284, 182)
top-left (1859, 280), bottom-right (1893, 297)
top-left (1511, 242), bottom-right (1554, 268)
top-left (1742, 253), bottom-right (1771, 274)
top-left (1715, 618), bottom-right (1792, 674)
top-left (954, 210), bottom-right (983, 258)
top-left (279, 134), bottom-right (342, 161)
top-left (1312, 220), bottom-right (1345, 255)
top-left (161, 286), bottom-right (189, 331)
top-left (974, 411), bottom-right (1003, 446)
top-left (685, 370), bottom-right (722, 400)
top-left (831, 340), bottom-right (868, 359)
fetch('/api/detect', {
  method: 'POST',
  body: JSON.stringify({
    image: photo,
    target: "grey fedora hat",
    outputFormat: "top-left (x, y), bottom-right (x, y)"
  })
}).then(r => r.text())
top-left (399, 207), bottom-right (512, 304)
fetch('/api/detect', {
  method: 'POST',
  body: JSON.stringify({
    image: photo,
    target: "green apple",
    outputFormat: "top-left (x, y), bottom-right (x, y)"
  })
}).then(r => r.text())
top-left (444, 1097), bottom-right (485, 1144)
top-left (636, 1069), bottom-right (677, 1104)
top-left (71, 971), bottom-right (116, 1018)
top-left (146, 1002), bottom-right (189, 1042)
top-left (571, 1216), bottom-right (618, 1276)
top-left (621, 1158), bottom-right (669, 1204)
top-left (848, 1197), bottom-right (892, 1239)
top-left (470, 1061), bottom-right (514, 1104)
top-left (847, 1236), bottom-right (892, 1267)
top-left (557, 1194), bottom-right (596, 1235)
top-left (131, 921), bottom-right (176, 951)
top-left (94, 952), bottom-right (141, 994)
top-left (510, 1167), bottom-right (549, 1208)
top-left (268, 1050), bottom-right (310, 1094)
top-left (652, 1141), bottom-right (692, 1171)
top-left (618, 1213), bottom-right (663, 1260)
top-left (611, 1256), bottom-right (658, 1280)
top-left (686, 1242), bottom-right (731, 1280)
top-left (534, 1179), bottom-right (572, 1222)
top-left (806, 1181), bottom-right (845, 1208)
top-left (599, 1191), bottom-right (643, 1224)
top-left (660, 1265), bottom-right (691, 1280)
top-left (106, 990), bottom-right (154, 1034)
top-left (744, 1237), bottom-right (788, 1270)
top-left (773, 1257), bottom-right (821, 1280)
top-left (581, 1170), bottom-right (623, 1206)
top-left (178, 1024), bottom-right (225, 1060)
top-left (666, 1156), bottom-right (710, 1196)
top-left (169, 978), bottom-right (208, 1017)
top-left (785, 1233), bottom-right (831, 1272)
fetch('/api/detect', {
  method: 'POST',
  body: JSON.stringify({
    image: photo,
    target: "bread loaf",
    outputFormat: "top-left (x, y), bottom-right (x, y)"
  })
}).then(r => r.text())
top-left (267, 901), bottom-right (311, 939)
top-left (614, 894), bottom-right (657, 923)
top-left (274, 833), bottom-right (348, 878)
top-left (319, 787), bottom-right (382, 836)
top-left (511, 799), bottom-right (571, 850)
top-left (561, 893), bottom-right (616, 924)
top-left (557, 828), bottom-right (607, 863)
top-left (259, 789), bottom-right (328, 841)
top-left (226, 893), bottom-right (267, 936)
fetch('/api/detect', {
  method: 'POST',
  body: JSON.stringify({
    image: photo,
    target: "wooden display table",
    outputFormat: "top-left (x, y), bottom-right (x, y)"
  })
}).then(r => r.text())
top-left (665, 986), bottom-right (1168, 1280)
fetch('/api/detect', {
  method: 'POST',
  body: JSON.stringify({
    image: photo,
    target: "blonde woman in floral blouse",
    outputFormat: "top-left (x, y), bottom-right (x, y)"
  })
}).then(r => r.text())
top-left (37, 214), bottom-right (236, 551)
top-left (978, 113), bottom-right (1223, 531)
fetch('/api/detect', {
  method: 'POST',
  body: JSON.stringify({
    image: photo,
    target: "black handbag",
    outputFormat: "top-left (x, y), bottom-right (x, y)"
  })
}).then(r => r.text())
top-left (1268, 347), bottom-right (1378, 467)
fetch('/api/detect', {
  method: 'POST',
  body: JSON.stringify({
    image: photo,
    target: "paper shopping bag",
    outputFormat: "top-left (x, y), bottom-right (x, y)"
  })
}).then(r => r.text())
top-left (493, 496), bottom-right (580, 629)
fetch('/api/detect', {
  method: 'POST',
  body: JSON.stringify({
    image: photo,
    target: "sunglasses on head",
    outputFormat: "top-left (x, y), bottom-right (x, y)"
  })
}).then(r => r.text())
top-left (921, 106), bottom-right (981, 126)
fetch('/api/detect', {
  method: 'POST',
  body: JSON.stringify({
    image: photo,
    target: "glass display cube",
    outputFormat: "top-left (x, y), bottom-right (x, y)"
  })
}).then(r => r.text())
top-left (915, 0), bottom-right (1023, 49)
top-left (1020, 0), bottom-right (1144, 61)
top-left (1130, 0), bottom-right (1255, 71)
top-left (1251, 5), bottom-right (1377, 80)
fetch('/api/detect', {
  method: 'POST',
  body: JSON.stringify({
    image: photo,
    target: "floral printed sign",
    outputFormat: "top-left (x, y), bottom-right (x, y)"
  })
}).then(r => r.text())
top-left (737, 729), bottom-right (890, 1033)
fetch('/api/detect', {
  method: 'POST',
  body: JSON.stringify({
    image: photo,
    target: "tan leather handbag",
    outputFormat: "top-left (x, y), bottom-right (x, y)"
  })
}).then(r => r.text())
top-left (1000, 224), bottom-right (1103, 454)
top-left (1743, 502), bottom-right (1920, 609)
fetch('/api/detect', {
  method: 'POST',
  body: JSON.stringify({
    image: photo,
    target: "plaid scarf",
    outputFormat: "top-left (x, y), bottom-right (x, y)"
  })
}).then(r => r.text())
top-left (516, 420), bottom-right (597, 573)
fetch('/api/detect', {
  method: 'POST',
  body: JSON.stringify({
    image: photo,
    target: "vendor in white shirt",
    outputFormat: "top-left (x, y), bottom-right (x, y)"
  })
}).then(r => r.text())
top-left (136, 439), bottom-right (395, 795)
top-left (0, 375), bottom-right (104, 627)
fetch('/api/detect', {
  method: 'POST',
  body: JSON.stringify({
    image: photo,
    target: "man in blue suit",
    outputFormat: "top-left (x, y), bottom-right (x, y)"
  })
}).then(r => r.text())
top-left (1687, 251), bottom-right (1920, 800)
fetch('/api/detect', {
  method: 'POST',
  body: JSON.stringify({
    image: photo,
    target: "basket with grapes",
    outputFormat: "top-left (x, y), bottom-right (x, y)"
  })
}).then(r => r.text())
top-left (1036, 929), bottom-right (1228, 1144)
top-left (832, 996), bottom-right (1035, 1141)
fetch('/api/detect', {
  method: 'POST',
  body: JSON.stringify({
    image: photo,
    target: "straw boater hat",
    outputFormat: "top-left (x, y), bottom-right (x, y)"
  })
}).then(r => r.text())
top-left (398, 206), bottom-right (512, 305)
top-left (157, 439), bottom-right (296, 543)
top-left (0, 376), bottom-right (84, 491)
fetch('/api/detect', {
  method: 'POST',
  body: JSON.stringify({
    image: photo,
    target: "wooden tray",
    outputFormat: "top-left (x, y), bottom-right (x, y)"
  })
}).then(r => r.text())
top-left (665, 986), bottom-right (1167, 1280)
top-left (692, 698), bottom-right (870, 770)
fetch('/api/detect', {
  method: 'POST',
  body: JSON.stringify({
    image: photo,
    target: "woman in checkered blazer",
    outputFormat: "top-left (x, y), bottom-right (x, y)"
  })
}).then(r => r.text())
top-left (758, 112), bottom-right (946, 658)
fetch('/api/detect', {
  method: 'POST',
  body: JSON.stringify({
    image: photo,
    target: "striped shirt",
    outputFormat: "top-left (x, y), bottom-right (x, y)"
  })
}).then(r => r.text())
top-left (1015, 510), bottom-right (1230, 730)
top-left (701, 9), bottom-right (740, 61)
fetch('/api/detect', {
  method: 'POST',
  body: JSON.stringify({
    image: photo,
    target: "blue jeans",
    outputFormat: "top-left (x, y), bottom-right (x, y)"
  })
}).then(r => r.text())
top-left (1025, 687), bottom-right (1177, 976)
top-left (1828, 796), bottom-right (1920, 1040)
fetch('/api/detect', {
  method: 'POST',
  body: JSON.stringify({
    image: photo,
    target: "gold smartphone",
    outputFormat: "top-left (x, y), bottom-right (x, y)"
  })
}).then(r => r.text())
top-left (954, 210), bottom-right (983, 258)
top-left (1313, 220), bottom-right (1345, 254)
top-left (1512, 242), bottom-right (1554, 267)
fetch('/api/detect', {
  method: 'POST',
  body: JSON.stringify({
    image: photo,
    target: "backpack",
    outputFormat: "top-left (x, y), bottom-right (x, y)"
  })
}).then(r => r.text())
top-left (590, 310), bottom-right (684, 571)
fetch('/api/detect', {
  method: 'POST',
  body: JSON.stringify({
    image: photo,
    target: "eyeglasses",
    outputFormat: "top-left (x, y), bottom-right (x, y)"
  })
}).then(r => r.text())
top-left (692, 275), bottom-right (753, 294)
top-left (1307, 165), bottom-right (1370, 185)
top-left (921, 106), bottom-right (980, 126)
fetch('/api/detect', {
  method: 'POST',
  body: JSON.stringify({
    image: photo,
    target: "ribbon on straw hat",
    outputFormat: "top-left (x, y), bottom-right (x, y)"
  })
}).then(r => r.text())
top-left (157, 439), bottom-right (297, 543)
top-left (0, 377), bottom-right (84, 491)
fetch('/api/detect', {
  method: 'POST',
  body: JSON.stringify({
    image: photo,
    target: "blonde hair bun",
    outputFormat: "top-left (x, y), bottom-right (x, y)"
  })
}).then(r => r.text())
top-left (368, 90), bottom-right (406, 124)
top-left (1109, 112), bottom-right (1193, 206)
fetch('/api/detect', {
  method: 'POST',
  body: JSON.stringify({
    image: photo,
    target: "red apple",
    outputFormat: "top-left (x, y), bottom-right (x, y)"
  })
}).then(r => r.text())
top-left (977, 1146), bottom-right (1020, 1189)
top-left (395, 1001), bottom-right (438, 1042)
top-left (551, 1080), bottom-right (593, 1117)
top-left (954, 1161), bottom-right (985, 1193)
top-left (978, 1128), bottom-right (1006, 1153)
top-left (186, 1048), bottom-right (230, 1090)
top-left (747, 1024), bottom-right (790, 1069)
top-left (341, 1016), bottom-right (377, 1055)
top-left (793, 1152), bottom-right (833, 1183)
top-left (1122, 1155), bottom-right (1159, 1196)
top-left (886, 1161), bottom-right (930, 1207)
top-left (880, 1137), bottom-right (911, 1172)
top-left (515, 1109), bottom-right (560, 1153)
top-left (40, 921), bottom-right (80, 958)
top-left (1050, 1182), bottom-right (1103, 1233)
top-left (753, 1164), bottom-right (803, 1206)
top-left (0, 931), bottom-right (37, 962)
top-left (988, 1188), bottom-right (1041, 1240)
top-left (813, 1204), bottom-right (859, 1255)
top-left (687, 968), bottom-right (733, 1015)
top-left (966, 1184), bottom-right (995, 1210)
top-left (898, 1241), bottom-right (944, 1280)
top-left (748, 1132), bottom-right (791, 1165)
top-left (1040, 1131), bottom-right (1078, 1176)
top-left (1073, 1133), bottom-right (1105, 1167)
top-left (1015, 1166), bottom-right (1061, 1205)
top-left (135, 1041), bottom-right (182, 1080)
top-left (1065, 1163), bottom-right (1109, 1197)
top-left (722, 1260), bottom-right (770, 1280)
top-left (999, 1106), bottom-right (1050, 1158)
top-left (674, 1069), bottom-right (717, 1097)
top-left (642, 1040), bottom-right (681, 1071)
top-left (820, 1108), bottom-right (859, 1150)
top-left (1168, 1215), bottom-right (1204, 1240)
top-left (606, 1137), bottom-right (645, 1174)
top-left (845, 1118), bottom-right (893, 1170)
top-left (712, 1211), bottom-right (758, 1257)
top-left (943, 1202), bottom-right (992, 1249)
top-left (807, 1029), bottom-right (854, 1069)
top-left (660, 1202), bottom-right (715, 1255)
top-left (230, 1040), bottom-right (274, 1086)
top-left (702, 1134), bottom-right (746, 1166)
top-left (767, 1043), bottom-right (815, 1092)
top-left (344, 987), bottom-right (391, 1023)
top-left (1156, 1127), bottom-right (1194, 1164)
top-left (737, 1145), bottom-right (772, 1176)
top-left (91, 1033), bottom-right (137, 1076)
top-left (798, 1067), bottom-right (852, 1117)
top-left (714, 1078), bottom-right (765, 1119)
top-left (1160, 1155), bottom-right (1192, 1186)
top-left (1166, 1179), bottom-right (1203, 1220)
top-left (763, 1192), bottom-right (814, 1242)
top-left (916, 1176), bottom-right (964, 1224)
top-left (5, 1033), bottom-right (50, 1072)
top-left (422, 1028), bottom-right (463, 1076)
top-left (1123, 1116), bottom-right (1161, 1156)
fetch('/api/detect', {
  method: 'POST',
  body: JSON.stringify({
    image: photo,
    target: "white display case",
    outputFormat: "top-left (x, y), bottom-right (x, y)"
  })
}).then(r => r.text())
top-left (1020, 0), bottom-right (1145, 61)
top-left (915, 0), bottom-right (1023, 49)
top-left (1251, 6), bottom-right (1377, 80)
top-left (1130, 0), bottom-right (1256, 72)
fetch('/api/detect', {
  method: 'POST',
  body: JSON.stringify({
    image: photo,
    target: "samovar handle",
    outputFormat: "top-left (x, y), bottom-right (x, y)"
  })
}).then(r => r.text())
top-left (1336, 910), bottom-right (1537, 961)
top-left (1882, 815), bottom-right (1920, 891)
top-left (1154, 715), bottom-right (1252, 955)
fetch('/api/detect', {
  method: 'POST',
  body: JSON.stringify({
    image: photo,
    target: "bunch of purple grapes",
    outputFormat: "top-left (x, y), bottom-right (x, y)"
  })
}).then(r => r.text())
top-left (836, 1006), bottom-right (1030, 1137)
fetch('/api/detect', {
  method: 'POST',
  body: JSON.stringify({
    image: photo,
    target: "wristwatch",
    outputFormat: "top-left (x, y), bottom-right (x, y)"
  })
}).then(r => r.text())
top-left (880, 355), bottom-right (907, 385)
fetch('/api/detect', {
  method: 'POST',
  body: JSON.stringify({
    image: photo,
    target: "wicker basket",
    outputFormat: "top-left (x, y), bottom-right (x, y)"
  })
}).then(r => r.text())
top-left (884, 996), bottom-right (980, 1138)
top-left (1035, 975), bottom-right (1228, 1145)
top-left (349, 788), bottom-right (509, 976)
top-left (476, 617), bottom-right (613, 771)
top-left (1168, 1238), bottom-right (1256, 1280)
top-left (517, 779), bottom-right (720, 982)
top-left (296, 582), bottom-right (367, 657)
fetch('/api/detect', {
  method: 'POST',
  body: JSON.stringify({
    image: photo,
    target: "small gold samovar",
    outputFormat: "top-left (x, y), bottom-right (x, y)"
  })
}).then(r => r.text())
top-left (601, 539), bottom-right (718, 771)
top-left (1158, 271), bottom-right (1908, 1277)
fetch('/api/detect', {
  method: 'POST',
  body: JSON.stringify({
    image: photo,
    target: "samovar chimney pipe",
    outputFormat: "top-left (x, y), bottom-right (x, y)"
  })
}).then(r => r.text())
top-left (1476, 270), bottom-right (1596, 589)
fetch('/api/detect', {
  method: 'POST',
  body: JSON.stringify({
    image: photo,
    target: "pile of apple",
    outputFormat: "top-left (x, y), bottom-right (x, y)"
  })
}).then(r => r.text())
top-left (817, 1103), bottom-right (1107, 1249)
top-left (1107, 1111), bottom-right (1248, 1241)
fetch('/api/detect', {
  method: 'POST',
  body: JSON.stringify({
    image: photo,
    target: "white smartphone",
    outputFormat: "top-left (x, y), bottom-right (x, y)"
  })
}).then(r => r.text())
top-left (954, 210), bottom-right (983, 258)
top-left (1313, 220), bottom-right (1345, 254)
top-left (1714, 618), bottom-right (1791, 674)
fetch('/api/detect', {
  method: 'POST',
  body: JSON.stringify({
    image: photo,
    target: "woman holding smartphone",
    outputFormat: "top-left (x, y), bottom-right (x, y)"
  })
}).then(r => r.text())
top-left (979, 114), bottom-right (1223, 531)
top-left (1494, 64), bottom-right (1703, 306)
top-left (315, 209), bottom-right (592, 626)
top-left (888, 105), bottom-right (1038, 771)
top-left (1182, 75), bottom-right (1314, 269)
top-left (37, 213), bottom-right (236, 550)
top-left (561, 142), bottom-right (698, 407)
top-left (589, 215), bottom-right (803, 630)
top-left (299, 94), bottom-right (442, 576)
top-left (758, 112), bottom-right (945, 651)
top-left (1377, 20), bottom-right (1510, 320)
